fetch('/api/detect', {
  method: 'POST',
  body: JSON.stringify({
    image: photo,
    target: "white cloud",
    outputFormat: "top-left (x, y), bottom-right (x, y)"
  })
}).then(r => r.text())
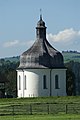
top-left (26, 40), bottom-right (34, 47)
top-left (47, 28), bottom-right (80, 42)
top-left (3, 28), bottom-right (80, 55)
top-left (4, 40), bottom-right (19, 47)
top-left (3, 39), bottom-right (34, 49)
top-left (47, 28), bottom-right (80, 51)
top-left (20, 40), bottom-right (34, 47)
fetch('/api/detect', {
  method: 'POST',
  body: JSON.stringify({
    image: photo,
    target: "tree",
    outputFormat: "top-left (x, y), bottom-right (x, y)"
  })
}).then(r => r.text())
top-left (66, 68), bottom-right (75, 95)
top-left (5, 70), bottom-right (17, 97)
top-left (0, 59), bottom-right (19, 98)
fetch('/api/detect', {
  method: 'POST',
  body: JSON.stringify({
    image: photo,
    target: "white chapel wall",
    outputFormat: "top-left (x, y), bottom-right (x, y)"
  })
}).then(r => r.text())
top-left (17, 68), bottom-right (66, 98)
top-left (51, 69), bottom-right (66, 96)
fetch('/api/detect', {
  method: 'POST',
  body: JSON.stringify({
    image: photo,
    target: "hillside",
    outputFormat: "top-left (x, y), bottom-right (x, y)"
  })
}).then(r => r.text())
top-left (4, 56), bottom-right (20, 62)
top-left (1, 51), bottom-right (80, 63)
top-left (62, 51), bottom-right (80, 63)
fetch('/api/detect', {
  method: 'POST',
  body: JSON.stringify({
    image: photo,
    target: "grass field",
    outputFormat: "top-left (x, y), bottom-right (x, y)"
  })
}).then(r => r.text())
top-left (0, 96), bottom-right (80, 119)
top-left (0, 114), bottom-right (80, 120)
top-left (0, 96), bottom-right (80, 105)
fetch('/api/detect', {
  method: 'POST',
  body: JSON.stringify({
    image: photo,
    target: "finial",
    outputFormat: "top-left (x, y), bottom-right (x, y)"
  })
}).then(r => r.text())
top-left (40, 9), bottom-right (42, 20)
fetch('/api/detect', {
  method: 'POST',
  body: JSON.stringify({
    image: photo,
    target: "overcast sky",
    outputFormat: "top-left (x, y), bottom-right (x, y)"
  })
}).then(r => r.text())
top-left (0, 0), bottom-right (80, 58)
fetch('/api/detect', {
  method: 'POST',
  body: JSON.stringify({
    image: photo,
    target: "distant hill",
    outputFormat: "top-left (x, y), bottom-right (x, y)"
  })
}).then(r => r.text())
top-left (0, 56), bottom-right (20, 63)
top-left (62, 51), bottom-right (80, 63)
top-left (1, 51), bottom-right (80, 64)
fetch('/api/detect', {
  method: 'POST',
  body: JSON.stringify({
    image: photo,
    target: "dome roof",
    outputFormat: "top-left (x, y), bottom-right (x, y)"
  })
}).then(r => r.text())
top-left (18, 16), bottom-right (65, 69)
top-left (19, 39), bottom-right (64, 69)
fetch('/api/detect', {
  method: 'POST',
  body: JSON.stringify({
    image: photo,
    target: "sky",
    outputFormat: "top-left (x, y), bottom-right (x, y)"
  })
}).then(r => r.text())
top-left (0, 0), bottom-right (80, 58)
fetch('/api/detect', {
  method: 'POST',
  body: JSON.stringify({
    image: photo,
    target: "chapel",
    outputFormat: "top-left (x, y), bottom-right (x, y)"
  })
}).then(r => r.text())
top-left (17, 15), bottom-right (66, 97)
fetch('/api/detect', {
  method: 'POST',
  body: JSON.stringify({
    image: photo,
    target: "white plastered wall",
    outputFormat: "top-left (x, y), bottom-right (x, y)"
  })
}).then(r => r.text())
top-left (17, 68), bottom-right (66, 98)
top-left (51, 69), bottom-right (66, 96)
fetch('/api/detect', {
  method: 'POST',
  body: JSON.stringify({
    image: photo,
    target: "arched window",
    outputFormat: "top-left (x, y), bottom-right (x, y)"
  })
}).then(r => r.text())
top-left (24, 75), bottom-right (27, 90)
top-left (55, 75), bottom-right (59, 89)
top-left (19, 75), bottom-right (21, 90)
top-left (43, 75), bottom-right (47, 89)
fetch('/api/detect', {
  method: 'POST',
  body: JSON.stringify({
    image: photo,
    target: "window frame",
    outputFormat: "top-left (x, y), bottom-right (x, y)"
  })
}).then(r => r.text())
top-left (55, 75), bottom-right (59, 89)
top-left (43, 75), bottom-right (47, 89)
top-left (19, 75), bottom-right (21, 90)
top-left (24, 75), bottom-right (27, 90)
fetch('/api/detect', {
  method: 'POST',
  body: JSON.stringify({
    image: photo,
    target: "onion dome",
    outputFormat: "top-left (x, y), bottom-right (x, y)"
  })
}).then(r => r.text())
top-left (37, 15), bottom-right (45, 27)
top-left (18, 15), bottom-right (65, 69)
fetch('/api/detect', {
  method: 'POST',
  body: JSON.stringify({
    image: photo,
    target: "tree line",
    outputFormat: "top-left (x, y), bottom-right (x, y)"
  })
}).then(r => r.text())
top-left (0, 58), bottom-right (79, 97)
top-left (0, 59), bottom-right (19, 97)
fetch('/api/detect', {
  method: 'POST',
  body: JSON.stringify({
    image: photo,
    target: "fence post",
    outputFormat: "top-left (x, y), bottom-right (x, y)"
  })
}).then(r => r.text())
top-left (65, 104), bottom-right (68, 114)
top-left (47, 104), bottom-right (49, 114)
top-left (30, 104), bottom-right (32, 115)
top-left (12, 105), bottom-right (14, 116)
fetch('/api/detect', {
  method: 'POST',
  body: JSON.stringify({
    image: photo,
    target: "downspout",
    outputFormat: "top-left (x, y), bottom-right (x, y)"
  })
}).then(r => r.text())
top-left (50, 69), bottom-right (52, 96)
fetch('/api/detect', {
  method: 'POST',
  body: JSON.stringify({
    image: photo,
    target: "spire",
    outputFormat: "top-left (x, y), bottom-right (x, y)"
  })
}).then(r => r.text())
top-left (40, 9), bottom-right (42, 20)
top-left (37, 9), bottom-right (45, 27)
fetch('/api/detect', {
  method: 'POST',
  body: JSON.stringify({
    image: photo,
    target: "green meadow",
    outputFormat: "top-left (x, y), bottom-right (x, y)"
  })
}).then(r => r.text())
top-left (0, 96), bottom-right (80, 104)
top-left (0, 114), bottom-right (80, 120)
top-left (0, 96), bottom-right (80, 120)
